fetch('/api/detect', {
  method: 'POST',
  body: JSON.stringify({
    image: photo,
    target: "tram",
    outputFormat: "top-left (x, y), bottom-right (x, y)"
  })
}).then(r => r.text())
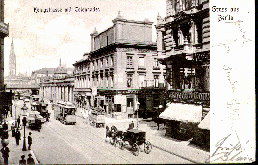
top-left (54, 101), bottom-right (76, 125)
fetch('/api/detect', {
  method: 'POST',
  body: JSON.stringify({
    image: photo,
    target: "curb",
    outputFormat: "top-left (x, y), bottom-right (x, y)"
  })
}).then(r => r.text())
top-left (152, 144), bottom-right (201, 164)
top-left (30, 150), bottom-right (40, 164)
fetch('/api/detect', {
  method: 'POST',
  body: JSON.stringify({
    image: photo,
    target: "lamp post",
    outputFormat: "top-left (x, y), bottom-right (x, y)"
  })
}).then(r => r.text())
top-left (22, 117), bottom-right (27, 151)
top-left (14, 104), bottom-right (17, 128)
top-left (136, 101), bottom-right (140, 129)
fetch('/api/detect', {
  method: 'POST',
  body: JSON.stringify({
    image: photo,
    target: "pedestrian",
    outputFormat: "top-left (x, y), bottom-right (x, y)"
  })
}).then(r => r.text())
top-left (1, 146), bottom-right (10, 165)
top-left (27, 153), bottom-right (35, 165)
top-left (19, 155), bottom-right (26, 165)
top-left (2, 121), bottom-right (8, 131)
top-left (28, 132), bottom-right (32, 150)
top-left (15, 129), bottom-right (21, 145)
top-left (17, 116), bottom-right (21, 128)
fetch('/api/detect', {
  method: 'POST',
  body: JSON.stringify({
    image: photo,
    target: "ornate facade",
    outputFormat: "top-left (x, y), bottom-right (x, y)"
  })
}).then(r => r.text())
top-left (156, 0), bottom-right (210, 109)
top-left (74, 13), bottom-right (166, 119)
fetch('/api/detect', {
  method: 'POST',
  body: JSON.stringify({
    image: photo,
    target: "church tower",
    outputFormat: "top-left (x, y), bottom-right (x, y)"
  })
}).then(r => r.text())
top-left (9, 38), bottom-right (16, 76)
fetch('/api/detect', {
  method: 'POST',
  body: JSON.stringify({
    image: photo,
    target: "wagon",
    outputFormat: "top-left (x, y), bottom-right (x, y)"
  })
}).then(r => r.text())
top-left (89, 110), bottom-right (105, 128)
top-left (110, 128), bottom-right (152, 156)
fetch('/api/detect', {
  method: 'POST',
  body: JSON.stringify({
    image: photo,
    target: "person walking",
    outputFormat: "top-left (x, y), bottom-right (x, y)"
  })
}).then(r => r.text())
top-left (28, 132), bottom-right (32, 150)
top-left (17, 116), bottom-right (21, 128)
top-left (19, 155), bottom-right (26, 165)
top-left (27, 154), bottom-right (35, 165)
top-left (15, 129), bottom-right (21, 145)
top-left (2, 122), bottom-right (8, 131)
top-left (1, 146), bottom-right (10, 165)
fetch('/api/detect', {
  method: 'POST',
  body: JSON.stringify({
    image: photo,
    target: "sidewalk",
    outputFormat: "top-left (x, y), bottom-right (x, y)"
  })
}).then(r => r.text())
top-left (76, 108), bottom-right (209, 163)
top-left (0, 117), bottom-right (39, 165)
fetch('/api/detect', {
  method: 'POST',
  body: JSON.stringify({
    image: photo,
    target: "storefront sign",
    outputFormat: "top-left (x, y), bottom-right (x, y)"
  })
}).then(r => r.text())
top-left (98, 89), bottom-right (140, 95)
top-left (169, 91), bottom-right (210, 101)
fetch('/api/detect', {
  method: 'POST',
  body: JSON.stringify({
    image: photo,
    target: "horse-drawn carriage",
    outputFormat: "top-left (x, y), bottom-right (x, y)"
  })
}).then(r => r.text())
top-left (106, 126), bottom-right (152, 156)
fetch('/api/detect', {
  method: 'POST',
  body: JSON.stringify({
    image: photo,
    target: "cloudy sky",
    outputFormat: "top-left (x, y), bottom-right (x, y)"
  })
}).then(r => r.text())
top-left (4, 0), bottom-right (166, 76)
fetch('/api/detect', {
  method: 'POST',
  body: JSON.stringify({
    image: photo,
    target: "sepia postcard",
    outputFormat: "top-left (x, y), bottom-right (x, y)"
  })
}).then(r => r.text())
top-left (0, 0), bottom-right (255, 164)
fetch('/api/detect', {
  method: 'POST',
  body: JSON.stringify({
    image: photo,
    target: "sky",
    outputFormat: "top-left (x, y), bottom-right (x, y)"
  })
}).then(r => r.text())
top-left (3, 0), bottom-right (166, 76)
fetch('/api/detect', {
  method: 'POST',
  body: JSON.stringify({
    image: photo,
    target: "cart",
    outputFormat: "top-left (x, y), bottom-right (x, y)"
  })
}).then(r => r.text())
top-left (89, 110), bottom-right (105, 128)
top-left (117, 129), bottom-right (152, 156)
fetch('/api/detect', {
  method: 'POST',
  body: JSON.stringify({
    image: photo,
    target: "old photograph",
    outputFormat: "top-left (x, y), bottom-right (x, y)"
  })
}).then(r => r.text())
top-left (0, 0), bottom-right (255, 164)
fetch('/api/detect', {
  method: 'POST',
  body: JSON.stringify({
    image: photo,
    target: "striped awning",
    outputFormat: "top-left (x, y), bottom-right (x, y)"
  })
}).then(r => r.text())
top-left (159, 103), bottom-right (202, 123)
top-left (198, 112), bottom-right (210, 130)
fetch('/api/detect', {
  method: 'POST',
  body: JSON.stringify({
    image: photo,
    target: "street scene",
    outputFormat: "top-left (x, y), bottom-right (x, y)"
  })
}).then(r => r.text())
top-left (0, 0), bottom-right (210, 164)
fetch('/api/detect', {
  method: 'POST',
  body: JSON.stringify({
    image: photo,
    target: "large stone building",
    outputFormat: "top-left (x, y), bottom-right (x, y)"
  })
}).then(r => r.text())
top-left (73, 13), bottom-right (166, 119)
top-left (156, 0), bottom-right (210, 144)
top-left (0, 0), bottom-right (8, 91)
top-left (156, 0), bottom-right (210, 105)
top-left (40, 64), bottom-right (75, 103)
top-left (40, 76), bottom-right (74, 103)
top-left (0, 0), bottom-right (10, 123)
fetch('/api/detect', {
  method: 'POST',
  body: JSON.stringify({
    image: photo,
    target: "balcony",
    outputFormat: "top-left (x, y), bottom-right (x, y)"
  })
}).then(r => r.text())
top-left (138, 66), bottom-right (146, 70)
top-left (153, 66), bottom-right (160, 70)
top-left (0, 22), bottom-right (9, 37)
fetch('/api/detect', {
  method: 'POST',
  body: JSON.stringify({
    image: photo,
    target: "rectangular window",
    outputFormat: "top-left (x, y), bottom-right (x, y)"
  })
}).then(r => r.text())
top-left (138, 56), bottom-right (145, 68)
top-left (154, 75), bottom-right (159, 87)
top-left (127, 74), bottom-right (133, 87)
top-left (154, 58), bottom-right (159, 67)
top-left (139, 74), bottom-right (145, 87)
top-left (127, 98), bottom-right (134, 108)
top-left (127, 56), bottom-right (133, 68)
top-left (110, 56), bottom-right (114, 67)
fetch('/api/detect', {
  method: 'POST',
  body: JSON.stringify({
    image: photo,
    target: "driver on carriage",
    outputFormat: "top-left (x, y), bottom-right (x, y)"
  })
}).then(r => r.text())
top-left (127, 121), bottom-right (135, 130)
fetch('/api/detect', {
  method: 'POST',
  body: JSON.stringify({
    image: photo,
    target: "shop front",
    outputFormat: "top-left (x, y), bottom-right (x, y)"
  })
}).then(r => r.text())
top-left (159, 102), bottom-right (203, 141)
top-left (73, 88), bottom-right (92, 109)
top-left (98, 89), bottom-right (140, 119)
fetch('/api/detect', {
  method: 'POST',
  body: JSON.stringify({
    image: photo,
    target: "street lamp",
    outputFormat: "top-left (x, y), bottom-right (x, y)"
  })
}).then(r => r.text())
top-left (22, 117), bottom-right (27, 151)
top-left (136, 101), bottom-right (140, 129)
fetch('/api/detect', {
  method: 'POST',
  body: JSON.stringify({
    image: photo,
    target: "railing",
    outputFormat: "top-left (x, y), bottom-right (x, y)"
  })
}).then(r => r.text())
top-left (0, 22), bottom-right (9, 36)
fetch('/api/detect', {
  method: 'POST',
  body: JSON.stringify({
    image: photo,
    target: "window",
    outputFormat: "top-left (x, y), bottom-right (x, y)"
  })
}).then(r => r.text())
top-left (139, 74), bottom-right (145, 87)
top-left (154, 75), bottom-right (159, 87)
top-left (162, 31), bottom-right (166, 50)
top-left (138, 56), bottom-right (145, 68)
top-left (105, 57), bottom-right (108, 66)
top-left (127, 98), bottom-right (134, 108)
top-left (110, 56), bottom-right (114, 67)
top-left (172, 28), bottom-right (179, 47)
top-left (127, 74), bottom-right (133, 87)
top-left (154, 58), bottom-right (159, 67)
top-left (127, 56), bottom-right (133, 68)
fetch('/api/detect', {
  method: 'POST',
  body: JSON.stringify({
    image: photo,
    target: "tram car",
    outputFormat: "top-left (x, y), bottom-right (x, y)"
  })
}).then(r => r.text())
top-left (54, 101), bottom-right (76, 125)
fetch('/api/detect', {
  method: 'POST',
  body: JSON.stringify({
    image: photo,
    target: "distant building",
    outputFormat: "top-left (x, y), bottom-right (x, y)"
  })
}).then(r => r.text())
top-left (40, 76), bottom-right (74, 103)
top-left (73, 13), bottom-right (166, 119)
top-left (39, 61), bottom-right (75, 103)
top-left (32, 60), bottom-right (73, 84)
top-left (9, 38), bottom-right (16, 76)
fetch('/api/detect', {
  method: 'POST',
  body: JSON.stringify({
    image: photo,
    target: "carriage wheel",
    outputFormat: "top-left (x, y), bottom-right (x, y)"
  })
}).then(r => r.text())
top-left (132, 143), bottom-right (139, 156)
top-left (110, 137), bottom-right (115, 145)
top-left (144, 141), bottom-right (152, 154)
top-left (118, 141), bottom-right (125, 150)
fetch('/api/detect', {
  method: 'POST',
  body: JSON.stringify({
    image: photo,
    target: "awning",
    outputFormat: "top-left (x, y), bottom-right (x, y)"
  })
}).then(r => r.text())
top-left (159, 103), bottom-right (202, 123)
top-left (198, 112), bottom-right (210, 130)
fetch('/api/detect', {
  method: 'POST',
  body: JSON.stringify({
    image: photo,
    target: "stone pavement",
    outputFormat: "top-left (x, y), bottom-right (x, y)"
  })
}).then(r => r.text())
top-left (76, 108), bottom-right (210, 164)
top-left (0, 116), bottom-right (39, 165)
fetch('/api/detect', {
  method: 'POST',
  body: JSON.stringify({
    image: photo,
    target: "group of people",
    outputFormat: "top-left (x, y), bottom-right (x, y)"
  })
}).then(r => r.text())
top-left (2, 105), bottom-right (11, 119)
top-left (1, 116), bottom-right (34, 165)
top-left (19, 154), bottom-right (35, 165)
